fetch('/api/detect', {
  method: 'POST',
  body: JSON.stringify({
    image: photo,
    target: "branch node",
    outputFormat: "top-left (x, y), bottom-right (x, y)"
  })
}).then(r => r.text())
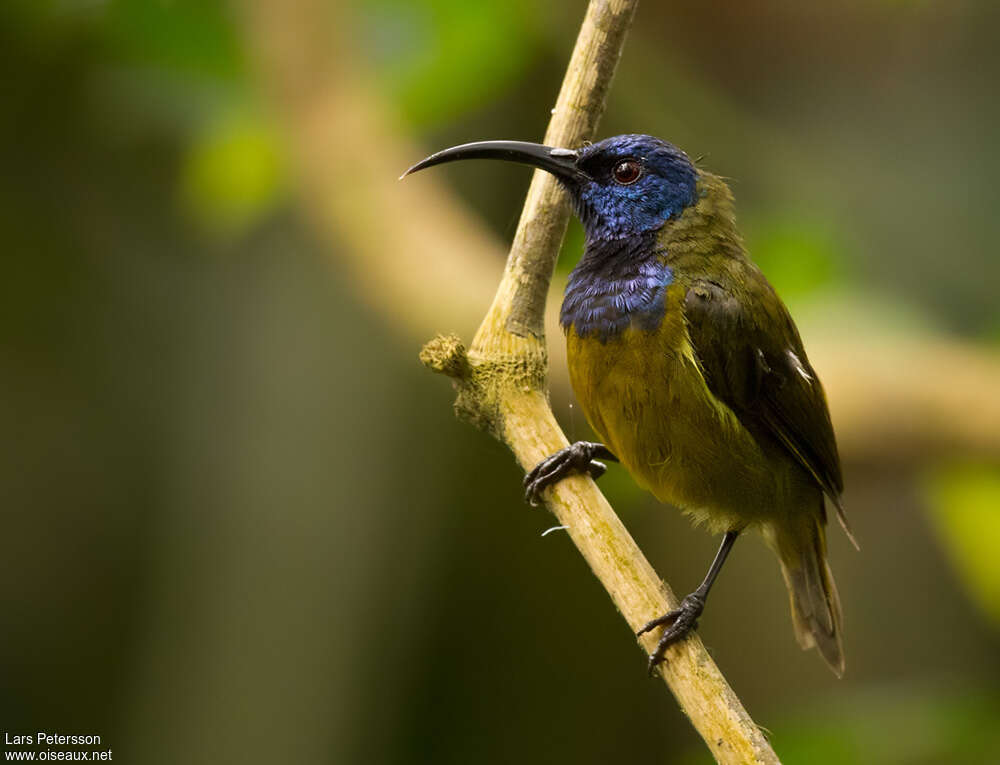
top-left (420, 334), bottom-right (469, 379)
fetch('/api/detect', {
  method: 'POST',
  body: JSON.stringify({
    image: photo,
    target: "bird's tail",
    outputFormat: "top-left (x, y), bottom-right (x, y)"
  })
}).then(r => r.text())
top-left (771, 510), bottom-right (845, 677)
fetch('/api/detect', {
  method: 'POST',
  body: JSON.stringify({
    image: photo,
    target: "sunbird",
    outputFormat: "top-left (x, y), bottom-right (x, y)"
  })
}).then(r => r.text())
top-left (403, 135), bottom-right (857, 675)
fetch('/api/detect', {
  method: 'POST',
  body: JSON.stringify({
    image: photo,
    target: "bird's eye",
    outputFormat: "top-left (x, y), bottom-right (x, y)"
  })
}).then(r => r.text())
top-left (612, 159), bottom-right (642, 185)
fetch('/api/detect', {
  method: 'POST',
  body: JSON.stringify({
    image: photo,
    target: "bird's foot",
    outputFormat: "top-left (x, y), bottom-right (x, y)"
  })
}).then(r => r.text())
top-left (637, 592), bottom-right (705, 676)
top-left (523, 441), bottom-right (616, 506)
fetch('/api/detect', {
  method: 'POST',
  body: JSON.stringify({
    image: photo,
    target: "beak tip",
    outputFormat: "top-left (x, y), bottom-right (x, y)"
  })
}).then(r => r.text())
top-left (400, 159), bottom-right (432, 179)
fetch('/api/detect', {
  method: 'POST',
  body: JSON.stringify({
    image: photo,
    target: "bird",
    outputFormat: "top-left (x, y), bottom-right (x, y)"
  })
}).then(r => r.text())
top-left (402, 134), bottom-right (857, 676)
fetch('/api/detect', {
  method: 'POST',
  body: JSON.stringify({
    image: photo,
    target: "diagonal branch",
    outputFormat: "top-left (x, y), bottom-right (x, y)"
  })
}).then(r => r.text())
top-left (418, 1), bottom-right (781, 763)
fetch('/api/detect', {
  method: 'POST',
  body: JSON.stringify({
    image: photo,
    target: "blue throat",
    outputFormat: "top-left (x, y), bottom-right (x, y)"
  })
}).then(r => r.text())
top-left (553, 134), bottom-right (700, 342)
top-left (560, 230), bottom-right (672, 342)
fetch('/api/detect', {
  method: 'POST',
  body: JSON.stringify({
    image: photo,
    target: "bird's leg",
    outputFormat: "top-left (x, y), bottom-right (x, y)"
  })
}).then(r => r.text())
top-left (523, 441), bottom-right (618, 505)
top-left (638, 530), bottom-right (740, 675)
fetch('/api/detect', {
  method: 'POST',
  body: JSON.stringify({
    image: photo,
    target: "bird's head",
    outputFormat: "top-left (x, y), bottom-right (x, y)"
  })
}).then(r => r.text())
top-left (402, 133), bottom-right (698, 242)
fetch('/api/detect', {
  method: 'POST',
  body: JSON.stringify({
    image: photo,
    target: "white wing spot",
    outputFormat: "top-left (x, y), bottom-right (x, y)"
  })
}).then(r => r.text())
top-left (787, 350), bottom-right (813, 383)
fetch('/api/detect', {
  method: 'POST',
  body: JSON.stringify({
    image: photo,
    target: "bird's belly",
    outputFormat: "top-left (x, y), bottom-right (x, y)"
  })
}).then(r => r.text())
top-left (566, 318), bottom-right (783, 531)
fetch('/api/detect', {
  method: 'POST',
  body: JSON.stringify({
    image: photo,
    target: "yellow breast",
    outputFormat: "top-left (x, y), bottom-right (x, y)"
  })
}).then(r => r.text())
top-left (565, 284), bottom-right (781, 530)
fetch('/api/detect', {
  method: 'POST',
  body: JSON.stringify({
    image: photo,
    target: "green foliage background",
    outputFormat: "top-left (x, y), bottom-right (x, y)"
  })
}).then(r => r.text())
top-left (1, 1), bottom-right (998, 763)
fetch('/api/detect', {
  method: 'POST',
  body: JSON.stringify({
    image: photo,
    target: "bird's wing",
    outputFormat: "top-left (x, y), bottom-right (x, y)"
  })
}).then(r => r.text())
top-left (683, 275), bottom-right (855, 543)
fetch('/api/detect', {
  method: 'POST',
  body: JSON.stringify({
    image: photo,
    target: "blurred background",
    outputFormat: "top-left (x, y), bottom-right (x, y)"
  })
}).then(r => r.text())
top-left (2, 0), bottom-right (999, 763)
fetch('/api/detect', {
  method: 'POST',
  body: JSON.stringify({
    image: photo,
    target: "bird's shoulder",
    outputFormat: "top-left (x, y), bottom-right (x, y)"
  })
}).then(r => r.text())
top-left (680, 263), bottom-right (846, 510)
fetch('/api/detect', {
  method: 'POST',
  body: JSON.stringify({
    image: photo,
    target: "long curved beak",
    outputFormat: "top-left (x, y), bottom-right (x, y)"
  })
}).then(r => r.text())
top-left (400, 140), bottom-right (585, 183)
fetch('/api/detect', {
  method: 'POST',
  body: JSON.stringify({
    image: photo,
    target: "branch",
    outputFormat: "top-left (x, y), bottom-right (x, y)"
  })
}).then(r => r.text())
top-left (419, 2), bottom-right (780, 763)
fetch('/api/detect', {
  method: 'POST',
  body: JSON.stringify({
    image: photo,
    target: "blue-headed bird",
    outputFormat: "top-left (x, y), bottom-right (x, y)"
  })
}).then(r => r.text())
top-left (403, 135), bottom-right (857, 675)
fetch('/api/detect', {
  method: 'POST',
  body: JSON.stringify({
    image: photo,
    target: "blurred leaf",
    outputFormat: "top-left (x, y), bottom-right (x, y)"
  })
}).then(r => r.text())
top-left (103, 0), bottom-right (244, 80)
top-left (359, 0), bottom-right (543, 128)
top-left (684, 685), bottom-right (1000, 765)
top-left (3, 0), bottom-right (106, 32)
top-left (178, 109), bottom-right (286, 235)
top-left (746, 214), bottom-right (845, 300)
top-left (924, 462), bottom-right (1000, 626)
top-left (985, 317), bottom-right (1000, 346)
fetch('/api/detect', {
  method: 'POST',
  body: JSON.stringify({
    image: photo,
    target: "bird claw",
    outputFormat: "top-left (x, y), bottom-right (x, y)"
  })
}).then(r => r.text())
top-left (637, 592), bottom-right (705, 675)
top-left (523, 442), bottom-right (612, 505)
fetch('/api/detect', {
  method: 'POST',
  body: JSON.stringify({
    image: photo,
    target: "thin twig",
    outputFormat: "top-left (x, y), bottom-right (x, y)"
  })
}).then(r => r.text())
top-left (418, 1), bottom-right (781, 762)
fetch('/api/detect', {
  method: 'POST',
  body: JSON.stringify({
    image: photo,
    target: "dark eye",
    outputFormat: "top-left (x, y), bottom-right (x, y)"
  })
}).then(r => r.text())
top-left (612, 159), bottom-right (642, 185)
